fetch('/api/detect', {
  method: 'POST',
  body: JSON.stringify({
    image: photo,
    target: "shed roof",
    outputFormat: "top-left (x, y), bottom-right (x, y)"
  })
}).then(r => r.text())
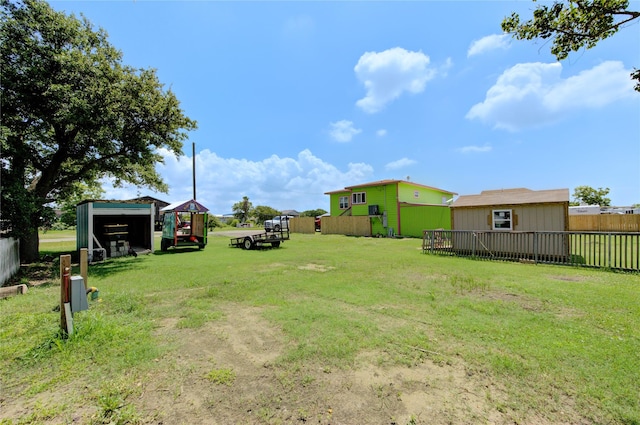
top-left (325, 179), bottom-right (457, 195)
top-left (76, 199), bottom-right (152, 207)
top-left (129, 196), bottom-right (170, 207)
top-left (160, 199), bottom-right (209, 213)
top-left (451, 188), bottom-right (569, 208)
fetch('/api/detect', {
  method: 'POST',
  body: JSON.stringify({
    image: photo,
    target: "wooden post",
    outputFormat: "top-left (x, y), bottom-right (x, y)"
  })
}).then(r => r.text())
top-left (80, 248), bottom-right (88, 290)
top-left (60, 254), bottom-right (71, 336)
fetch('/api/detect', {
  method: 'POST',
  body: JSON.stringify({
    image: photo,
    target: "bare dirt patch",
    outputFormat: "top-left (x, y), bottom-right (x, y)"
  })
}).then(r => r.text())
top-left (548, 275), bottom-right (589, 282)
top-left (132, 304), bottom-right (563, 425)
top-left (297, 263), bottom-right (335, 272)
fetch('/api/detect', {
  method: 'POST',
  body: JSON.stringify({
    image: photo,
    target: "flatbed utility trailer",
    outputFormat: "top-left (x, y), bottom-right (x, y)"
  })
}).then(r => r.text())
top-left (160, 199), bottom-right (209, 251)
top-left (229, 229), bottom-right (290, 250)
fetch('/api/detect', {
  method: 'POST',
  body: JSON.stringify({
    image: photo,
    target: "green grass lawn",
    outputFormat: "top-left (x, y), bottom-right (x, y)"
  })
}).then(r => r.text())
top-left (1, 231), bottom-right (639, 424)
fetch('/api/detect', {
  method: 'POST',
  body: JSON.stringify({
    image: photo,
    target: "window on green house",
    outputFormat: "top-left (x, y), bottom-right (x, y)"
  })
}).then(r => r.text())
top-left (339, 196), bottom-right (349, 209)
top-left (352, 192), bottom-right (366, 205)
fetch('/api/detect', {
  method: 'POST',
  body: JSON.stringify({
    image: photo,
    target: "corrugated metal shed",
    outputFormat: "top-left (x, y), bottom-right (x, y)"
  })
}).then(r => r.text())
top-left (76, 200), bottom-right (155, 261)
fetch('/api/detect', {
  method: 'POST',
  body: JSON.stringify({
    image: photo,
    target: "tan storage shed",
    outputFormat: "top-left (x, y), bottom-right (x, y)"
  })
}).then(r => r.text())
top-left (450, 188), bottom-right (570, 258)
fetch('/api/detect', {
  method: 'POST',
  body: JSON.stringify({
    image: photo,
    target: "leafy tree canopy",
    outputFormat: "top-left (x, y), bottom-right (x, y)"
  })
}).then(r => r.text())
top-left (231, 196), bottom-right (253, 223)
top-left (301, 209), bottom-right (327, 218)
top-left (502, 0), bottom-right (640, 91)
top-left (571, 185), bottom-right (611, 206)
top-left (0, 0), bottom-right (196, 261)
top-left (253, 205), bottom-right (281, 225)
top-left (58, 181), bottom-right (105, 228)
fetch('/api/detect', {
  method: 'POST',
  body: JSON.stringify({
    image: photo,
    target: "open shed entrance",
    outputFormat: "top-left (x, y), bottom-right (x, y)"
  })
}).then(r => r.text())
top-left (92, 215), bottom-right (153, 256)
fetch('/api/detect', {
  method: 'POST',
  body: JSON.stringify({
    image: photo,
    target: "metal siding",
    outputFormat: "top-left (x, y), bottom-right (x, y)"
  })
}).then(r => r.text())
top-left (76, 203), bottom-right (89, 250)
top-left (79, 201), bottom-right (154, 254)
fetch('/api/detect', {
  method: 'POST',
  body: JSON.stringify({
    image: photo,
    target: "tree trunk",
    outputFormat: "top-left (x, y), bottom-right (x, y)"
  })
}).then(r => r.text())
top-left (20, 226), bottom-right (40, 264)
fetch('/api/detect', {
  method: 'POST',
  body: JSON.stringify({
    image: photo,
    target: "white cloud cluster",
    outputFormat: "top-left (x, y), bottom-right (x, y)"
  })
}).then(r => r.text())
top-left (385, 158), bottom-right (416, 170)
top-left (354, 47), bottom-right (437, 113)
top-left (456, 145), bottom-right (492, 154)
top-left (101, 149), bottom-right (374, 213)
top-left (467, 34), bottom-right (510, 57)
top-left (466, 61), bottom-right (635, 131)
top-left (329, 120), bottom-right (362, 142)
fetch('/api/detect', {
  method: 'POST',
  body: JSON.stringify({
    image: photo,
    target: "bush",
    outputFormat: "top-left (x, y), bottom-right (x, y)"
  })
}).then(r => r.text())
top-left (207, 215), bottom-right (222, 230)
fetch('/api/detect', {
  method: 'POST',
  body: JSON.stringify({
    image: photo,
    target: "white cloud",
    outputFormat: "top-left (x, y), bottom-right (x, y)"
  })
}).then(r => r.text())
top-left (385, 158), bottom-right (417, 170)
top-left (354, 47), bottom-right (438, 113)
top-left (466, 61), bottom-right (635, 131)
top-left (376, 129), bottom-right (387, 137)
top-left (329, 120), bottom-right (362, 142)
top-left (100, 149), bottom-right (374, 213)
top-left (456, 145), bottom-right (492, 154)
top-left (467, 34), bottom-right (509, 57)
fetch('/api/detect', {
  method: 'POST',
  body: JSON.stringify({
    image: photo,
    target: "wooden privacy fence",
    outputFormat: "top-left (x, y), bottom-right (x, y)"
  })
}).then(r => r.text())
top-left (423, 229), bottom-right (640, 272)
top-left (569, 214), bottom-right (640, 232)
top-left (0, 237), bottom-right (20, 286)
top-left (290, 217), bottom-right (316, 234)
top-left (321, 216), bottom-right (371, 236)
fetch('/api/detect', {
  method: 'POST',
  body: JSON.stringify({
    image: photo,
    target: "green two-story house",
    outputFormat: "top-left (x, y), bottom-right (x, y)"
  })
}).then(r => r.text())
top-left (325, 179), bottom-right (457, 237)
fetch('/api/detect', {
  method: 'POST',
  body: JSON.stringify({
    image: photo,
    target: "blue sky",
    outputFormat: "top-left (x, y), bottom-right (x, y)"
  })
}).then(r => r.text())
top-left (51, 1), bottom-right (640, 213)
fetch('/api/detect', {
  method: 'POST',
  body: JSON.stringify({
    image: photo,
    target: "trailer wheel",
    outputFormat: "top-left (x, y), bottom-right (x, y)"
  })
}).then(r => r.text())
top-left (242, 237), bottom-right (253, 250)
top-left (271, 241), bottom-right (281, 248)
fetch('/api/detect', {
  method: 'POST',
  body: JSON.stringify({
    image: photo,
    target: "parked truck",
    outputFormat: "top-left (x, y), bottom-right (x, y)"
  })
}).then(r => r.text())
top-left (264, 215), bottom-right (294, 232)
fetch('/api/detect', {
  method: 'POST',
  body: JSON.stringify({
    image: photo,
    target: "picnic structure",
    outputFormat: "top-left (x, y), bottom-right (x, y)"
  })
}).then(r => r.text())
top-left (159, 199), bottom-right (209, 251)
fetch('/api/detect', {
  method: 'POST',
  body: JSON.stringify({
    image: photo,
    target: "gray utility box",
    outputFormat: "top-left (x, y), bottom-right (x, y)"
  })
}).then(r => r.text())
top-left (70, 275), bottom-right (89, 313)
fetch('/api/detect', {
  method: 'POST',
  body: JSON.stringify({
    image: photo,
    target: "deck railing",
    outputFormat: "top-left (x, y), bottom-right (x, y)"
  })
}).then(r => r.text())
top-left (422, 230), bottom-right (640, 272)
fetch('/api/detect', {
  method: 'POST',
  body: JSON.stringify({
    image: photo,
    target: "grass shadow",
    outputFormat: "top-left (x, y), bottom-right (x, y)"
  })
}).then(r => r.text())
top-left (152, 247), bottom-right (203, 256)
top-left (88, 256), bottom-right (149, 279)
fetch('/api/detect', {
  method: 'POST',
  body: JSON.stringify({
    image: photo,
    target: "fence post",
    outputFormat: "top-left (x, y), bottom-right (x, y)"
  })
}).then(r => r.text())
top-left (59, 254), bottom-right (72, 336)
top-left (472, 232), bottom-right (476, 258)
top-left (534, 233), bottom-right (539, 264)
top-left (80, 248), bottom-right (88, 290)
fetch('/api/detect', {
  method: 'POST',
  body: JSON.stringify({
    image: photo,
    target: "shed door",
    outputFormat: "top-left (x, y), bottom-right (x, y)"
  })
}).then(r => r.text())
top-left (162, 213), bottom-right (176, 239)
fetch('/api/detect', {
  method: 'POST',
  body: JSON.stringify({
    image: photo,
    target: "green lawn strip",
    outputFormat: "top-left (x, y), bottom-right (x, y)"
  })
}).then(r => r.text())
top-left (1, 232), bottom-right (638, 424)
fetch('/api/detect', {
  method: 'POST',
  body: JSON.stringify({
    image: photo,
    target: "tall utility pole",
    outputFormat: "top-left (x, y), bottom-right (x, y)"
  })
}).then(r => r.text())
top-left (192, 142), bottom-right (196, 200)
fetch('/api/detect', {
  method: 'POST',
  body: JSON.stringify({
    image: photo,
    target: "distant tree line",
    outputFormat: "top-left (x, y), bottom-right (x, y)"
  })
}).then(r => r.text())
top-left (231, 196), bottom-right (326, 225)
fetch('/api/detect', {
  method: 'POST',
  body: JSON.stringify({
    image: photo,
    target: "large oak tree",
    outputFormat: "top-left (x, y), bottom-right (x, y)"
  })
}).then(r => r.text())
top-left (1, 0), bottom-right (197, 262)
top-left (502, 0), bottom-right (640, 91)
